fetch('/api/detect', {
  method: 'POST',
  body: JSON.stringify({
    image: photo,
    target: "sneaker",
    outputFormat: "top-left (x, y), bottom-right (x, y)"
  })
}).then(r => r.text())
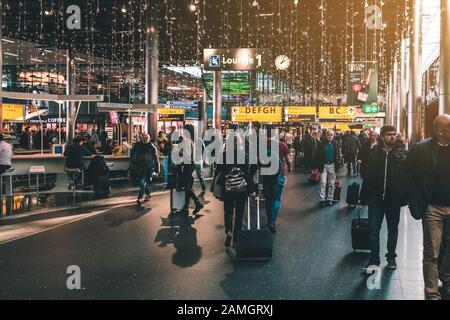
top-left (137, 198), bottom-right (143, 205)
top-left (362, 262), bottom-right (380, 274)
top-left (269, 224), bottom-right (277, 233)
top-left (327, 201), bottom-right (334, 206)
top-left (387, 258), bottom-right (397, 270)
top-left (144, 195), bottom-right (151, 202)
top-left (224, 232), bottom-right (232, 248)
top-left (193, 202), bottom-right (204, 215)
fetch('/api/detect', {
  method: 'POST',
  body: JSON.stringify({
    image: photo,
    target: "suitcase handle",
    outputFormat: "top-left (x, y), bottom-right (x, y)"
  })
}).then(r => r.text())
top-left (247, 196), bottom-right (261, 231)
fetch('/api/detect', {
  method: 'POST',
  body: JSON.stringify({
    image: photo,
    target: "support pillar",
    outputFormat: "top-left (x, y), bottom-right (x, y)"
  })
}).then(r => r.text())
top-left (66, 49), bottom-right (76, 143)
top-left (408, 0), bottom-right (423, 146)
top-left (213, 71), bottom-right (222, 131)
top-left (440, 0), bottom-right (450, 114)
top-left (145, 6), bottom-right (159, 139)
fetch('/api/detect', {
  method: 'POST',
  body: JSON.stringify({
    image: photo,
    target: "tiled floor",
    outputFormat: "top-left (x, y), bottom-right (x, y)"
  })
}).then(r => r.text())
top-left (0, 168), bottom-right (446, 300)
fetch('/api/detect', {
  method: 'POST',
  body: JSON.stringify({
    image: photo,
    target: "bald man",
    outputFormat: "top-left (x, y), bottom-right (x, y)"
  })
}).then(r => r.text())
top-left (407, 114), bottom-right (450, 300)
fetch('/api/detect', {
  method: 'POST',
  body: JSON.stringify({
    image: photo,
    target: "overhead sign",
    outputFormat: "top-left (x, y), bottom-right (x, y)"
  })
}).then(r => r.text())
top-left (203, 48), bottom-right (269, 71)
top-left (319, 106), bottom-right (356, 123)
top-left (231, 106), bottom-right (282, 123)
top-left (363, 104), bottom-right (379, 114)
top-left (2, 104), bottom-right (24, 121)
top-left (166, 101), bottom-right (200, 109)
top-left (158, 108), bottom-right (185, 122)
top-left (347, 61), bottom-right (378, 105)
top-left (285, 106), bottom-right (317, 123)
top-left (355, 106), bottom-right (386, 119)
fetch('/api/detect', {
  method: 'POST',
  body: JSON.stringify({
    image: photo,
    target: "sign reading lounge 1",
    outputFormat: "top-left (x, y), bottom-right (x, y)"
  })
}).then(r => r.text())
top-left (204, 48), bottom-right (269, 71)
top-left (232, 106), bottom-right (282, 123)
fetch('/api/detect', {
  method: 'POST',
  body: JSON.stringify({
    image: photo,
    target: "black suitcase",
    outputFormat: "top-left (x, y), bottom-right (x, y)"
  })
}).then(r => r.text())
top-left (346, 182), bottom-right (360, 206)
top-left (236, 197), bottom-right (273, 261)
top-left (352, 207), bottom-right (370, 251)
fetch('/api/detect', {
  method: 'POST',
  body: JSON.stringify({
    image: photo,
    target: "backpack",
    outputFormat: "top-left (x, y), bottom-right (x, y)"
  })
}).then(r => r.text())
top-left (224, 167), bottom-right (248, 194)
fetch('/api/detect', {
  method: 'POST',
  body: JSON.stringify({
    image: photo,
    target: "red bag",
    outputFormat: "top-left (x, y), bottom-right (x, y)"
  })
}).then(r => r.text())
top-left (308, 170), bottom-right (321, 184)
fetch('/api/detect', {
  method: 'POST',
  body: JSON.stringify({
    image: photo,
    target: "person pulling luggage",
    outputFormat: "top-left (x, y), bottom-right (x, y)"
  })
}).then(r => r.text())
top-left (214, 134), bottom-right (256, 248)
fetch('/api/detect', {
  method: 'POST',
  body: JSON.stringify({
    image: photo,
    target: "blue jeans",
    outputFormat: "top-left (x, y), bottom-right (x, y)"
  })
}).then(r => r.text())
top-left (263, 177), bottom-right (285, 226)
top-left (194, 163), bottom-right (206, 190)
top-left (138, 174), bottom-right (152, 200)
top-left (368, 195), bottom-right (401, 265)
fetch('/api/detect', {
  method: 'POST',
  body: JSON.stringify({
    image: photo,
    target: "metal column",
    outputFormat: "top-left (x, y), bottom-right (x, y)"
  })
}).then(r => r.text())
top-left (66, 49), bottom-right (76, 143)
top-left (0, 0), bottom-right (3, 129)
top-left (399, 36), bottom-right (408, 136)
top-left (440, 0), bottom-right (450, 114)
top-left (145, 7), bottom-right (159, 139)
top-left (213, 70), bottom-right (222, 130)
top-left (391, 60), bottom-right (399, 127)
top-left (408, 0), bottom-right (423, 146)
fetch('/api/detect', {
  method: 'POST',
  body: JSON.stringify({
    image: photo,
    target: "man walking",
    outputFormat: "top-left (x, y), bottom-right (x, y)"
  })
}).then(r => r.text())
top-left (314, 130), bottom-right (342, 208)
top-left (407, 115), bottom-right (450, 300)
top-left (344, 131), bottom-right (361, 176)
top-left (358, 130), bottom-right (379, 178)
top-left (130, 133), bottom-right (160, 205)
top-left (361, 126), bottom-right (409, 271)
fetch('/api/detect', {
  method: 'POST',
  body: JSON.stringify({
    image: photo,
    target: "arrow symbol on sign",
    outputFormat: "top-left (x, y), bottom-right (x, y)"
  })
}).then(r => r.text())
top-left (233, 107), bottom-right (239, 114)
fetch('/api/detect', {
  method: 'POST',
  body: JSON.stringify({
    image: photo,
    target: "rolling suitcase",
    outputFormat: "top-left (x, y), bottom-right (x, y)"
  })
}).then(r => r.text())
top-left (351, 206), bottom-right (370, 252)
top-left (346, 182), bottom-right (360, 207)
top-left (236, 197), bottom-right (273, 261)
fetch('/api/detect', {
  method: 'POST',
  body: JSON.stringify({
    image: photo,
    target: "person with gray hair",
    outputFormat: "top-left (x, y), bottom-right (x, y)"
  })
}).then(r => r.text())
top-left (313, 129), bottom-right (342, 208)
top-left (407, 114), bottom-right (450, 300)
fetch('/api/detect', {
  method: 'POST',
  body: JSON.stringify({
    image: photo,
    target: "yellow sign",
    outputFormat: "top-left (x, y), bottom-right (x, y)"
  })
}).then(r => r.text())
top-left (285, 106), bottom-right (317, 123)
top-left (319, 106), bottom-right (356, 122)
top-left (231, 106), bottom-right (282, 123)
top-left (2, 104), bottom-right (24, 121)
top-left (158, 108), bottom-right (185, 115)
top-left (158, 108), bottom-right (185, 122)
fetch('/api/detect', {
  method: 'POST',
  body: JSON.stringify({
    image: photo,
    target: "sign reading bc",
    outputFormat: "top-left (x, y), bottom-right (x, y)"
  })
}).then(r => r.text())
top-left (319, 106), bottom-right (355, 123)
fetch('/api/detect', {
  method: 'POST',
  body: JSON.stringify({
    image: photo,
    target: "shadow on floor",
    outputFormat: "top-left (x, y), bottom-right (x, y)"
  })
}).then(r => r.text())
top-left (155, 213), bottom-right (203, 268)
top-left (103, 204), bottom-right (151, 227)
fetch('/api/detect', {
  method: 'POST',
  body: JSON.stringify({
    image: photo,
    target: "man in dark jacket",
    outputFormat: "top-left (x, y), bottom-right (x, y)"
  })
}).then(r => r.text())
top-left (302, 129), bottom-right (314, 173)
top-left (130, 133), bottom-right (160, 205)
top-left (361, 125), bottom-right (409, 272)
top-left (314, 129), bottom-right (342, 207)
top-left (344, 131), bottom-right (361, 176)
top-left (407, 114), bottom-right (450, 300)
top-left (358, 130), bottom-right (379, 177)
top-left (64, 136), bottom-right (92, 170)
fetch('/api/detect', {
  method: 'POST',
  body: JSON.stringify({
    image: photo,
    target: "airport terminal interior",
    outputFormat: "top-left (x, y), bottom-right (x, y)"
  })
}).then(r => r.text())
top-left (0, 0), bottom-right (449, 301)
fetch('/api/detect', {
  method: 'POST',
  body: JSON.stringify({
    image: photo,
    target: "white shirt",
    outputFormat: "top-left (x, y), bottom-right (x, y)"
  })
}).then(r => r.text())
top-left (0, 141), bottom-right (12, 166)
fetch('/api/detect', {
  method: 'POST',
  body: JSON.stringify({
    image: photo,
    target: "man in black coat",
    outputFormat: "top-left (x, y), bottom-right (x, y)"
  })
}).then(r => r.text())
top-left (361, 125), bottom-right (409, 272)
top-left (313, 129), bottom-right (342, 207)
top-left (358, 130), bottom-right (379, 177)
top-left (130, 133), bottom-right (160, 205)
top-left (344, 131), bottom-right (361, 176)
top-left (407, 115), bottom-right (450, 300)
top-left (302, 129), bottom-right (314, 173)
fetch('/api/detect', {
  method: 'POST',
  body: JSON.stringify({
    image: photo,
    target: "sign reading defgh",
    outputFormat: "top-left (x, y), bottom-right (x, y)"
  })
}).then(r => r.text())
top-left (232, 106), bottom-right (282, 123)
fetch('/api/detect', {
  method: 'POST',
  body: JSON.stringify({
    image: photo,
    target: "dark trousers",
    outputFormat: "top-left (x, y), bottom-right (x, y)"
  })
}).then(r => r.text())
top-left (346, 153), bottom-right (357, 175)
top-left (223, 192), bottom-right (247, 239)
top-left (182, 165), bottom-right (199, 210)
top-left (0, 165), bottom-right (11, 176)
top-left (263, 178), bottom-right (285, 226)
top-left (368, 195), bottom-right (401, 265)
